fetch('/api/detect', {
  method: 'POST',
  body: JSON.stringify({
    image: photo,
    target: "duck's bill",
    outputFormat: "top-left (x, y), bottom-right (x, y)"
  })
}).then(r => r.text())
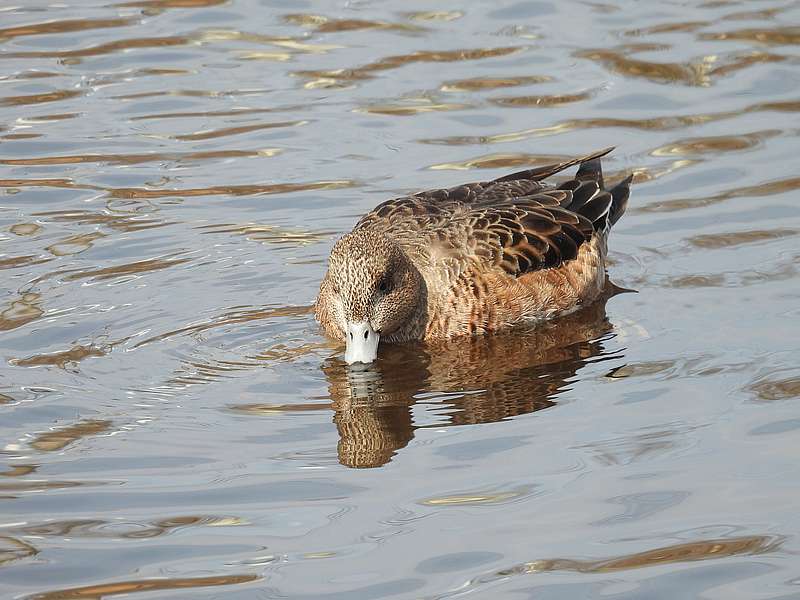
top-left (344, 321), bottom-right (380, 365)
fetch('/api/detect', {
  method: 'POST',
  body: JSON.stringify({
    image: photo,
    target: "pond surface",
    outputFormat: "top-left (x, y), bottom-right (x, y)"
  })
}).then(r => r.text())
top-left (1, 0), bottom-right (800, 598)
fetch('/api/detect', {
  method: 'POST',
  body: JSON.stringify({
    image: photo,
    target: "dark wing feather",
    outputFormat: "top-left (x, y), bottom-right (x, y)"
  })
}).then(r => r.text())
top-left (558, 179), bottom-right (614, 230)
top-left (461, 199), bottom-right (595, 278)
top-left (609, 174), bottom-right (633, 226)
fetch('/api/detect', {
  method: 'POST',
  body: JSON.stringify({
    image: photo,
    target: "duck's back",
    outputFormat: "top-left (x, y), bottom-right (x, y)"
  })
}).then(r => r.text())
top-left (355, 147), bottom-right (632, 339)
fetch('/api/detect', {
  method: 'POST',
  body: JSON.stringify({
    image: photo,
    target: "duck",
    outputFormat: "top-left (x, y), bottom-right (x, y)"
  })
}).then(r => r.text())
top-left (315, 146), bottom-right (632, 365)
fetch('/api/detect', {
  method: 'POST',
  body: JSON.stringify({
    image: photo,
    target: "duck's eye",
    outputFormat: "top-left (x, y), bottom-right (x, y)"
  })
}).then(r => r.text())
top-left (378, 277), bottom-right (392, 294)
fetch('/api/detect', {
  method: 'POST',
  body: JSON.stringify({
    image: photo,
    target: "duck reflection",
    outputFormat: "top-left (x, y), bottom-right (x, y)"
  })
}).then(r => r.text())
top-left (323, 289), bottom-right (623, 468)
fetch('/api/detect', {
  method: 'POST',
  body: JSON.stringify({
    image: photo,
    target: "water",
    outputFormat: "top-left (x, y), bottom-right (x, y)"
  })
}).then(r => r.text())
top-left (1, 0), bottom-right (799, 597)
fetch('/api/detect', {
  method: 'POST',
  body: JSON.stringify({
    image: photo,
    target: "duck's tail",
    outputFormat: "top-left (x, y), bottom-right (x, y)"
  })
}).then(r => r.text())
top-left (573, 155), bottom-right (632, 230)
top-left (494, 147), bottom-right (632, 232)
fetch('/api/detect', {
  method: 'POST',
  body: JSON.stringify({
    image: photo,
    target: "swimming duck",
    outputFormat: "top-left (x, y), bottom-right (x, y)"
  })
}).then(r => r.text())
top-left (315, 147), bottom-right (631, 364)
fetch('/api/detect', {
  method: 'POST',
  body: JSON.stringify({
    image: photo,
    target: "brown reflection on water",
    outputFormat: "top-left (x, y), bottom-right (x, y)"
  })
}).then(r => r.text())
top-left (0, 536), bottom-right (38, 567)
top-left (577, 39), bottom-right (793, 86)
top-left (576, 48), bottom-right (713, 86)
top-left (629, 159), bottom-right (700, 186)
top-left (516, 535), bottom-right (783, 575)
top-left (356, 100), bottom-right (470, 116)
top-left (293, 46), bottom-right (522, 88)
top-left (650, 129), bottom-right (780, 157)
top-left (105, 179), bottom-right (354, 199)
top-left (625, 21), bottom-right (710, 36)
top-left (1, 149), bottom-right (278, 166)
top-left (746, 373), bottom-right (800, 402)
top-left (195, 29), bottom-right (340, 55)
top-left (46, 232), bottom-right (106, 257)
top-left (197, 222), bottom-right (330, 246)
top-left (320, 296), bottom-right (617, 468)
top-left (707, 51), bottom-right (789, 78)
top-left (420, 98), bottom-right (800, 146)
top-left (0, 480), bottom-right (96, 494)
top-left (4, 36), bottom-right (191, 60)
top-left (63, 256), bottom-right (191, 282)
top-left (491, 89), bottom-right (600, 108)
top-left (231, 402), bottom-right (330, 415)
top-left (172, 120), bottom-right (306, 142)
top-left (0, 465), bottom-right (38, 477)
top-left (10, 223), bottom-right (43, 236)
top-left (421, 486), bottom-right (535, 507)
top-left (406, 10), bottom-right (464, 22)
top-left (13, 345), bottom-right (108, 370)
top-left (29, 420), bottom-right (112, 452)
top-left (9, 514), bottom-right (239, 540)
top-left (2, 133), bottom-right (44, 140)
top-left (662, 256), bottom-right (799, 289)
top-left (116, 0), bottom-right (228, 8)
top-left (636, 175), bottom-right (800, 214)
top-left (27, 574), bottom-right (260, 600)
top-left (700, 26), bottom-right (800, 46)
top-left (687, 228), bottom-right (798, 249)
top-left (722, 6), bottom-right (788, 21)
top-left (21, 113), bottom-right (80, 122)
top-left (284, 13), bottom-right (423, 33)
top-left (0, 18), bottom-right (135, 42)
top-left (111, 88), bottom-right (272, 100)
top-left (0, 178), bottom-right (93, 192)
top-left (0, 255), bottom-right (52, 270)
top-left (350, 46), bottom-right (522, 72)
top-left (0, 90), bottom-right (83, 107)
top-left (33, 209), bottom-right (167, 234)
top-left (0, 293), bottom-right (44, 332)
top-left (292, 68), bottom-right (373, 89)
top-left (440, 75), bottom-right (551, 92)
top-left (1, 71), bottom-right (61, 80)
top-left (441, 533), bottom-right (785, 597)
top-left (129, 106), bottom-right (295, 121)
top-left (0, 178), bottom-right (355, 199)
top-left (420, 113), bottom-right (724, 145)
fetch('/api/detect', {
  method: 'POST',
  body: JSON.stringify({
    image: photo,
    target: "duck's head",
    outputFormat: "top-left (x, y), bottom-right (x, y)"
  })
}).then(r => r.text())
top-left (323, 228), bottom-right (423, 365)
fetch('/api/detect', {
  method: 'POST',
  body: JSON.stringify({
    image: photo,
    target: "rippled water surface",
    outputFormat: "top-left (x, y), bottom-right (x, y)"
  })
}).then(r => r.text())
top-left (2, 0), bottom-right (800, 598)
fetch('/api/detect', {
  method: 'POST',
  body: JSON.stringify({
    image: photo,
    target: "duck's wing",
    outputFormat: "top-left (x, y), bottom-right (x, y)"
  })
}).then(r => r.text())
top-left (451, 153), bottom-right (632, 278)
top-left (450, 199), bottom-right (596, 278)
top-left (355, 147), bottom-right (631, 278)
top-left (355, 147), bottom-right (620, 234)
